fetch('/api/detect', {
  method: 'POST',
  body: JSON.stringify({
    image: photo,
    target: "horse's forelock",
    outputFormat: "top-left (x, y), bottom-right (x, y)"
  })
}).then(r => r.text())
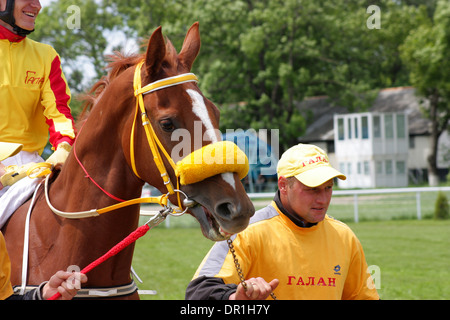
top-left (106, 52), bottom-right (143, 80)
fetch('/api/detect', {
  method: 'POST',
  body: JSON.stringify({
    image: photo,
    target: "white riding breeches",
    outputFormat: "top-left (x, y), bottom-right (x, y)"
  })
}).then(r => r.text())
top-left (0, 151), bottom-right (44, 229)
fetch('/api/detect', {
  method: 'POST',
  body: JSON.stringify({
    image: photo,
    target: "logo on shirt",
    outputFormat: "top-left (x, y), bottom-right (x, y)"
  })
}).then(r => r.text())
top-left (25, 71), bottom-right (45, 85)
top-left (287, 275), bottom-right (337, 287)
top-left (334, 265), bottom-right (341, 275)
top-left (286, 265), bottom-right (342, 288)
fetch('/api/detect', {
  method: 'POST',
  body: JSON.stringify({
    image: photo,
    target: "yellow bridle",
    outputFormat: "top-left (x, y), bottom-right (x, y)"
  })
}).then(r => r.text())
top-left (130, 61), bottom-right (198, 194)
top-left (130, 60), bottom-right (200, 211)
top-left (44, 60), bottom-right (249, 219)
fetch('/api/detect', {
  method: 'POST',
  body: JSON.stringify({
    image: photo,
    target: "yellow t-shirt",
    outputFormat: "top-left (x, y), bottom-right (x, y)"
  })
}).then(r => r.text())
top-left (0, 232), bottom-right (13, 300)
top-left (194, 202), bottom-right (379, 300)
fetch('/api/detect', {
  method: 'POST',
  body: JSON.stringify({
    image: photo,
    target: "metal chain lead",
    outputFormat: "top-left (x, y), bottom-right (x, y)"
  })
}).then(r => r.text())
top-left (227, 239), bottom-right (277, 300)
top-left (226, 239), bottom-right (247, 289)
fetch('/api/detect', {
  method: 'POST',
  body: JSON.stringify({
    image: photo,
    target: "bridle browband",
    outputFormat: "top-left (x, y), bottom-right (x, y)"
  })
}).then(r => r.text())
top-left (135, 71), bottom-right (198, 96)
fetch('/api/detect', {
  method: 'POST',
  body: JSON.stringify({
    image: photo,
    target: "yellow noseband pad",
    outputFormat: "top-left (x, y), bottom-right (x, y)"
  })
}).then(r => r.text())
top-left (175, 141), bottom-right (249, 185)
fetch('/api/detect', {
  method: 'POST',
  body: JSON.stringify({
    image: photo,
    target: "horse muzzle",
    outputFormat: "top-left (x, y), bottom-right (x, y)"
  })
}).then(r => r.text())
top-left (175, 141), bottom-right (253, 241)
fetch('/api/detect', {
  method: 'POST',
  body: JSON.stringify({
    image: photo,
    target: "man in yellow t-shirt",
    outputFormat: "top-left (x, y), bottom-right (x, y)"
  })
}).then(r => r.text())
top-left (186, 143), bottom-right (379, 300)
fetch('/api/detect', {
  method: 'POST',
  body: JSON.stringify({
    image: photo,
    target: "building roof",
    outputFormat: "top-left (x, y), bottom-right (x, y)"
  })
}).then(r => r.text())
top-left (297, 87), bottom-right (430, 143)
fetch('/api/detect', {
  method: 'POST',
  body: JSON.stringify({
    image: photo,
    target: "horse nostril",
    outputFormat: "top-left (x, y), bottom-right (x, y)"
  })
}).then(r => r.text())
top-left (215, 201), bottom-right (239, 220)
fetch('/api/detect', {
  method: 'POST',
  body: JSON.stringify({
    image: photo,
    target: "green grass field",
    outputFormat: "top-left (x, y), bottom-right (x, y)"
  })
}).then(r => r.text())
top-left (350, 220), bottom-right (450, 299)
top-left (132, 215), bottom-right (450, 300)
top-left (132, 216), bottom-right (212, 300)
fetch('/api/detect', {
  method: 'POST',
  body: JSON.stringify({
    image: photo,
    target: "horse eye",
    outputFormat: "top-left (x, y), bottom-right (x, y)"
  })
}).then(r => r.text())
top-left (159, 119), bottom-right (175, 132)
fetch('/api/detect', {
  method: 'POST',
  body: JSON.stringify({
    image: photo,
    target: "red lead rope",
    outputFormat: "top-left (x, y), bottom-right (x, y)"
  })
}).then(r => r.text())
top-left (48, 224), bottom-right (150, 300)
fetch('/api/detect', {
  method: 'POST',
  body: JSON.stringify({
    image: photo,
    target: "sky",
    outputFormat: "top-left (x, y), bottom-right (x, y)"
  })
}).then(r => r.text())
top-left (39, 0), bottom-right (139, 85)
top-left (40, 0), bottom-right (138, 53)
top-left (40, 0), bottom-right (53, 8)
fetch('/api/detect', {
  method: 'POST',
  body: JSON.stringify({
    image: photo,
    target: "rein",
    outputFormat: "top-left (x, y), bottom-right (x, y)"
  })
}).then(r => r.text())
top-left (72, 123), bottom-right (126, 203)
top-left (40, 60), bottom-right (250, 300)
top-left (43, 173), bottom-right (175, 219)
top-left (45, 61), bottom-right (199, 219)
top-left (44, 62), bottom-right (200, 300)
top-left (47, 204), bottom-right (176, 300)
top-left (34, 61), bottom-right (248, 218)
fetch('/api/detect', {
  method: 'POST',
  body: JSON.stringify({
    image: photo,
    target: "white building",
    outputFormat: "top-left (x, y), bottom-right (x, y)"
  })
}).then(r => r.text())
top-left (333, 112), bottom-right (408, 188)
top-left (297, 87), bottom-right (450, 186)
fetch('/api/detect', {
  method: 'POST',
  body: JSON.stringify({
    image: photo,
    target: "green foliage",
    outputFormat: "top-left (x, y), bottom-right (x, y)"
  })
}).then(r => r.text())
top-left (30, 0), bottom-right (449, 152)
top-left (400, 0), bottom-right (450, 101)
top-left (400, 0), bottom-right (450, 183)
top-left (434, 192), bottom-right (449, 220)
top-left (31, 0), bottom-right (124, 94)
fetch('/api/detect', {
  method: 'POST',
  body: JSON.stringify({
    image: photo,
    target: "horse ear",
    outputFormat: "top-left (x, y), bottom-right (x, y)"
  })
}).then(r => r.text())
top-left (178, 22), bottom-right (201, 71)
top-left (145, 26), bottom-right (166, 77)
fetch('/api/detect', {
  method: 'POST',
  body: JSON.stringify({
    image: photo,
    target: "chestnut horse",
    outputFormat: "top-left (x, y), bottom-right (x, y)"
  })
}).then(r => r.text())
top-left (1, 23), bottom-right (254, 299)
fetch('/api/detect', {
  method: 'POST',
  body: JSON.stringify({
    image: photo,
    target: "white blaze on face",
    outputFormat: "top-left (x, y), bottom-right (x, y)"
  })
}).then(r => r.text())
top-left (186, 89), bottom-right (236, 190)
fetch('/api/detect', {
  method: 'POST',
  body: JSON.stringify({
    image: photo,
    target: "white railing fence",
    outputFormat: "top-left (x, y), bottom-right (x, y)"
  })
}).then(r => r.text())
top-left (248, 186), bottom-right (450, 223)
top-left (140, 186), bottom-right (450, 225)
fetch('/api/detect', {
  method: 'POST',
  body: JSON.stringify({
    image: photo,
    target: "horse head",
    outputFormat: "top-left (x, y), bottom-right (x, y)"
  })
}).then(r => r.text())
top-left (126, 23), bottom-right (254, 240)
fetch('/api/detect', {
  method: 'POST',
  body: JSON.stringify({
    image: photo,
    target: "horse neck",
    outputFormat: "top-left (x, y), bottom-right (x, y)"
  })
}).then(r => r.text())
top-left (39, 98), bottom-right (145, 287)
top-left (50, 95), bottom-right (144, 230)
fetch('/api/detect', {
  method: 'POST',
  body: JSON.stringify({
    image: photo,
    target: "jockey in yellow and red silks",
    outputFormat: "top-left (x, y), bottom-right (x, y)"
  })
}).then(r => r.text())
top-left (0, 0), bottom-right (75, 191)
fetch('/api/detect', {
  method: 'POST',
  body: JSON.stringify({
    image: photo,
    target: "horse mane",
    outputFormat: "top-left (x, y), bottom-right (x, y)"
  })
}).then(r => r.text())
top-left (76, 37), bottom-right (179, 129)
top-left (76, 52), bottom-right (143, 126)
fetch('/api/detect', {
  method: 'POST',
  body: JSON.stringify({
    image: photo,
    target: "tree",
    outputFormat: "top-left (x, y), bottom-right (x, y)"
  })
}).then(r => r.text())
top-left (166, 0), bottom-right (391, 151)
top-left (367, 1), bottom-right (427, 88)
top-left (114, 0), bottom-right (437, 153)
top-left (115, 0), bottom-right (184, 40)
top-left (164, 0), bottom-right (427, 152)
top-left (400, 0), bottom-right (450, 186)
top-left (34, 0), bottom-right (444, 163)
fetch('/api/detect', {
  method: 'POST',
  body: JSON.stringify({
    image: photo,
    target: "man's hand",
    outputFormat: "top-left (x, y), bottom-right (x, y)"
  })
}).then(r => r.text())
top-left (229, 277), bottom-right (279, 300)
top-left (42, 271), bottom-right (88, 300)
